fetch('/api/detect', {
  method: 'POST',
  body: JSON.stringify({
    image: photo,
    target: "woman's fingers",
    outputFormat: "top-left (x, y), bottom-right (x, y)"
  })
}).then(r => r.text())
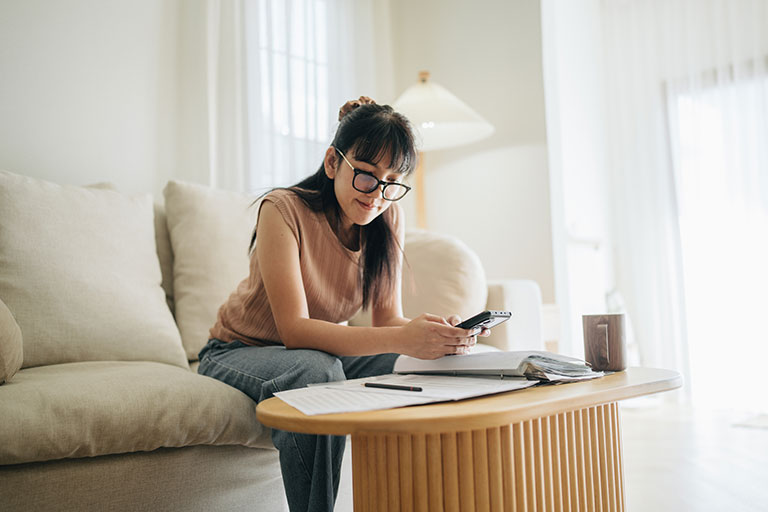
top-left (435, 322), bottom-right (476, 339)
top-left (449, 343), bottom-right (471, 355)
top-left (422, 313), bottom-right (448, 324)
top-left (443, 333), bottom-right (478, 355)
top-left (409, 313), bottom-right (480, 359)
top-left (431, 313), bottom-right (478, 338)
top-left (446, 314), bottom-right (462, 326)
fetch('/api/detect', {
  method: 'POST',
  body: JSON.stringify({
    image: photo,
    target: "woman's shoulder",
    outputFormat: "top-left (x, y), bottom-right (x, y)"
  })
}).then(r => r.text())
top-left (263, 188), bottom-right (316, 212)
top-left (263, 187), bottom-right (302, 204)
top-left (261, 188), bottom-right (323, 230)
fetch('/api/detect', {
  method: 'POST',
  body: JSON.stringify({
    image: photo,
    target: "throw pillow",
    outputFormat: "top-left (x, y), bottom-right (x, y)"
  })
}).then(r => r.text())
top-left (154, 201), bottom-right (175, 313)
top-left (0, 170), bottom-right (187, 369)
top-left (89, 183), bottom-right (175, 314)
top-left (0, 298), bottom-right (23, 384)
top-left (163, 181), bottom-right (257, 360)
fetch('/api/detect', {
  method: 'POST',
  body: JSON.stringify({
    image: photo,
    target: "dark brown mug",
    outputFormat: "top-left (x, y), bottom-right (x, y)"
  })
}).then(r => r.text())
top-left (582, 314), bottom-right (627, 372)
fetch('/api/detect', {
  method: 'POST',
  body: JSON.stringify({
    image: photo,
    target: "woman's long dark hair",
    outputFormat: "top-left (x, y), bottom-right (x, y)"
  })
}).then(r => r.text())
top-left (250, 103), bottom-right (417, 310)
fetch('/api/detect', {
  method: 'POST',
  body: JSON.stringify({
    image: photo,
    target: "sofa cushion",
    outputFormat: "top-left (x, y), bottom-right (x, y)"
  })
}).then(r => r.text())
top-left (0, 298), bottom-right (23, 384)
top-left (0, 171), bottom-right (187, 369)
top-left (350, 229), bottom-right (488, 326)
top-left (0, 361), bottom-right (272, 465)
top-left (154, 201), bottom-right (175, 313)
top-left (90, 181), bottom-right (175, 314)
top-left (163, 181), bottom-right (257, 360)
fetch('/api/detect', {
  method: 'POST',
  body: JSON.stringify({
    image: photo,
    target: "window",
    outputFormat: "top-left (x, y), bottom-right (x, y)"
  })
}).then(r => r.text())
top-left (244, 0), bottom-right (332, 192)
top-left (668, 74), bottom-right (768, 412)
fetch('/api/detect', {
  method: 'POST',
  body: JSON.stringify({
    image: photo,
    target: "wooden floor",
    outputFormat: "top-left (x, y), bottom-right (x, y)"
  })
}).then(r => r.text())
top-left (621, 399), bottom-right (768, 512)
top-left (336, 400), bottom-right (768, 511)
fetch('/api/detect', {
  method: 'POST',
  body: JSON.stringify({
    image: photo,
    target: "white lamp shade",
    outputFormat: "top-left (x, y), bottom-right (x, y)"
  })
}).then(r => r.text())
top-left (393, 78), bottom-right (494, 151)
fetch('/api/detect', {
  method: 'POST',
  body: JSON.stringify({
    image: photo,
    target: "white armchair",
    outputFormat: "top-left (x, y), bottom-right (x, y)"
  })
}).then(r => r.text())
top-left (485, 278), bottom-right (544, 351)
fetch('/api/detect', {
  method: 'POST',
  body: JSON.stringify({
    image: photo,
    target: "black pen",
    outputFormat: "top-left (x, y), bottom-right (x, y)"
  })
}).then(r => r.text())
top-left (364, 382), bottom-right (423, 392)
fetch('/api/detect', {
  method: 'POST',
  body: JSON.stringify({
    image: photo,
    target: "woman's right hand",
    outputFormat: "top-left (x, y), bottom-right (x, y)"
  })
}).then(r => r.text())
top-left (397, 314), bottom-right (478, 360)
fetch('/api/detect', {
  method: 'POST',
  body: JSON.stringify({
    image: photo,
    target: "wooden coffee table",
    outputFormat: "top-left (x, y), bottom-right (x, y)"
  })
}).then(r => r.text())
top-left (257, 367), bottom-right (681, 511)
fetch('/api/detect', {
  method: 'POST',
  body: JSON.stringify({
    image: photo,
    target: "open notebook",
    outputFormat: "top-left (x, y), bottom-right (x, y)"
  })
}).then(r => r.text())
top-left (393, 350), bottom-right (603, 382)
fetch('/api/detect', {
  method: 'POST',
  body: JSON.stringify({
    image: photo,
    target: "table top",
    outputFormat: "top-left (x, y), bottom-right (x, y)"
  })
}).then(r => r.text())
top-left (256, 367), bottom-right (682, 435)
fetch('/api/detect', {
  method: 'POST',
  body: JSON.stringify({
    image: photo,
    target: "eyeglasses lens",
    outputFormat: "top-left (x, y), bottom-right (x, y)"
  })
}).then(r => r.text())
top-left (383, 186), bottom-right (406, 200)
top-left (353, 172), bottom-right (408, 201)
top-left (354, 173), bottom-right (379, 193)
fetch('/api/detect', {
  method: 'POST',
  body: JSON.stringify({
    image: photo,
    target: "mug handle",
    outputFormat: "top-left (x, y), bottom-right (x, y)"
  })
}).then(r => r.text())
top-left (598, 323), bottom-right (609, 363)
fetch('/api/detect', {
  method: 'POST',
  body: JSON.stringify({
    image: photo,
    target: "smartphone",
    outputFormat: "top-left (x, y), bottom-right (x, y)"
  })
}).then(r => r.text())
top-left (456, 310), bottom-right (512, 331)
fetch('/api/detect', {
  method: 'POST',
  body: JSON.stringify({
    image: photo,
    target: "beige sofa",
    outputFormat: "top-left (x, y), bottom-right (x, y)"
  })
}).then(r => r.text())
top-left (0, 171), bottom-right (544, 512)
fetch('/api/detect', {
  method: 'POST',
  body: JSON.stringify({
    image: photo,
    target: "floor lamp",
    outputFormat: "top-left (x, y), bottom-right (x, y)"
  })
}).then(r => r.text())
top-left (393, 71), bottom-right (494, 228)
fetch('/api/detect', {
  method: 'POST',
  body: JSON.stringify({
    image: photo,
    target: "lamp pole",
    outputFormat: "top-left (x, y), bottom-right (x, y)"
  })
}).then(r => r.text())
top-left (393, 70), bottom-right (494, 230)
top-left (415, 151), bottom-right (426, 229)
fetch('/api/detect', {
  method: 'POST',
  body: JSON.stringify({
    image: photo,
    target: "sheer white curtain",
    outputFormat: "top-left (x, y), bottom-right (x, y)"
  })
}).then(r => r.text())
top-left (601, 0), bottom-right (768, 411)
top-left (199, 0), bottom-right (394, 194)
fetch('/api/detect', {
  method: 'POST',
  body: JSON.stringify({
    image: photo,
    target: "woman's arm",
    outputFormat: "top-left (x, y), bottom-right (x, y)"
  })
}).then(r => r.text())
top-left (257, 201), bottom-right (476, 359)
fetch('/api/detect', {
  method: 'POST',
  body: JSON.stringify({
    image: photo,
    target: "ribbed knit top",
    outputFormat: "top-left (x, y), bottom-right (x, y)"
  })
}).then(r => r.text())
top-left (209, 188), bottom-right (402, 346)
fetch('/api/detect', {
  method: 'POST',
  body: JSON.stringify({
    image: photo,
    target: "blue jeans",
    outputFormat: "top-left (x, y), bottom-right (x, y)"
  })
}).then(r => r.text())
top-left (198, 339), bottom-right (398, 512)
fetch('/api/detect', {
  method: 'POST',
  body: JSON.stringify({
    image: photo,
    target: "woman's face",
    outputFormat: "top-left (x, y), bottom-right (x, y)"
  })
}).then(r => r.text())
top-left (324, 146), bottom-right (404, 231)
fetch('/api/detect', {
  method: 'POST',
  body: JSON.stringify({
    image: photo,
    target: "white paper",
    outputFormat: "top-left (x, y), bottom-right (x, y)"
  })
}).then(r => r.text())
top-left (275, 374), bottom-right (537, 416)
top-left (275, 386), bottom-right (438, 415)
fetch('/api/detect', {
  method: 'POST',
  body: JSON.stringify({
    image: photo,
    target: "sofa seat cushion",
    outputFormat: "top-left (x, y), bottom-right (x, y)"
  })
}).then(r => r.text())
top-left (0, 361), bottom-right (273, 465)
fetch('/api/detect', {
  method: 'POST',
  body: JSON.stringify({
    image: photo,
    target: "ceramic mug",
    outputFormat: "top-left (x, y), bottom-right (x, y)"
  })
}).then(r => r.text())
top-left (582, 313), bottom-right (627, 372)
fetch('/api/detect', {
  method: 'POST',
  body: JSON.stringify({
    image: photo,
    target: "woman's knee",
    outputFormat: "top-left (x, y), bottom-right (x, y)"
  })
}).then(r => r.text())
top-left (257, 349), bottom-right (347, 400)
top-left (290, 350), bottom-right (346, 385)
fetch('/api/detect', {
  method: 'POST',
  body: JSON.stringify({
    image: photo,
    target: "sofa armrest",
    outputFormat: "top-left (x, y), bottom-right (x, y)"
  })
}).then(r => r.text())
top-left (482, 279), bottom-right (544, 352)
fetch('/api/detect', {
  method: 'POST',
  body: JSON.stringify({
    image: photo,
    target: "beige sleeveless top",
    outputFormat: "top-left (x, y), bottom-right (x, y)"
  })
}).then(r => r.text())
top-left (209, 188), bottom-right (403, 346)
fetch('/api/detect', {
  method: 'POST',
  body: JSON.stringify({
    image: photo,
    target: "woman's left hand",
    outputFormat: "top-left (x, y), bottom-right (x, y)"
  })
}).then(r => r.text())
top-left (446, 314), bottom-right (490, 352)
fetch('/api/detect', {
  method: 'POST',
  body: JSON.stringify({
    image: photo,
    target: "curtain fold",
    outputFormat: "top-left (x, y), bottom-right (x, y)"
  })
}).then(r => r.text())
top-left (602, 0), bottom-right (768, 411)
top-left (205, 0), bottom-right (248, 192)
top-left (601, 0), bottom-right (691, 398)
top-left (190, 0), bottom-right (394, 194)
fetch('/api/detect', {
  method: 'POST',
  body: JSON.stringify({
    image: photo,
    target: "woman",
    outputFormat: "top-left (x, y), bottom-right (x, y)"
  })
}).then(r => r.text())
top-left (198, 97), bottom-right (486, 512)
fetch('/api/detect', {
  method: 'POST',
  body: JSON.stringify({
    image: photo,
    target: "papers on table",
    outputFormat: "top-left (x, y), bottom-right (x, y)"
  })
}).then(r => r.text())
top-left (274, 374), bottom-right (538, 416)
top-left (274, 351), bottom-right (605, 415)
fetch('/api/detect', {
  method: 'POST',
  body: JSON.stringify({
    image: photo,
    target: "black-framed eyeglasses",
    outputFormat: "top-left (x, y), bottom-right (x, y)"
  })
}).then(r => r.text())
top-left (335, 148), bottom-right (411, 201)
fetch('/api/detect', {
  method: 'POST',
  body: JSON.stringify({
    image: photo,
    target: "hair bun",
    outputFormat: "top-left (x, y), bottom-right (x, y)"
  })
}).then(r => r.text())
top-left (338, 96), bottom-right (376, 121)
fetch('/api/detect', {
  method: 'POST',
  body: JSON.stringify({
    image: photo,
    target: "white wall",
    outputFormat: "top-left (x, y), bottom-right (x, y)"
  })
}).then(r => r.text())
top-left (388, 0), bottom-right (556, 304)
top-left (0, 0), bottom-right (179, 197)
top-left (0, 0), bottom-right (557, 308)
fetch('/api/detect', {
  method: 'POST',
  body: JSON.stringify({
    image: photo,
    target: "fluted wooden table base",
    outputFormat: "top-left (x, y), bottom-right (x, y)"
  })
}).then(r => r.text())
top-left (258, 369), bottom-right (681, 511)
top-left (351, 402), bottom-right (625, 512)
